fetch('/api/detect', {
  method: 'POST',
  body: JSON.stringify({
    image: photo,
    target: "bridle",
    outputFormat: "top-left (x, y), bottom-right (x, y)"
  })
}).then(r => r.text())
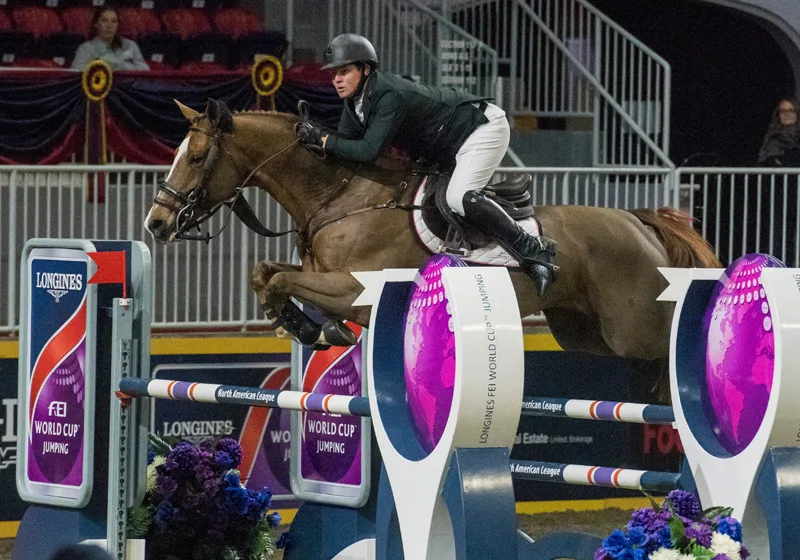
top-left (152, 122), bottom-right (299, 243)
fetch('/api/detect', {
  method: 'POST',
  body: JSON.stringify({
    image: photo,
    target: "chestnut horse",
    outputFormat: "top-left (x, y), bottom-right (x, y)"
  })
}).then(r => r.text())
top-left (145, 99), bottom-right (719, 369)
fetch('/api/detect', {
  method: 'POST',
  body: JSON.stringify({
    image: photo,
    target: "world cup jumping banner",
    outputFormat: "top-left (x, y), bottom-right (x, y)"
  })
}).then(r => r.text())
top-left (17, 247), bottom-right (95, 507)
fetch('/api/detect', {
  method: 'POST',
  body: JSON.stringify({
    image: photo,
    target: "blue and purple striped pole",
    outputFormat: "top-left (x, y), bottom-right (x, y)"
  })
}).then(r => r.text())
top-left (510, 460), bottom-right (681, 492)
top-left (520, 397), bottom-right (674, 425)
top-left (119, 378), bottom-right (371, 417)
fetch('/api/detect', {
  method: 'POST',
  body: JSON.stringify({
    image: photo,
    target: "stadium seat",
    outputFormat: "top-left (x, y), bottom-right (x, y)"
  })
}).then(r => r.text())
top-left (11, 6), bottom-right (63, 38)
top-left (0, 10), bottom-right (10, 29)
top-left (36, 30), bottom-right (82, 66)
top-left (0, 29), bottom-right (34, 65)
top-left (137, 30), bottom-right (179, 68)
top-left (161, 8), bottom-right (211, 40)
top-left (180, 32), bottom-right (232, 69)
top-left (212, 7), bottom-right (263, 40)
top-left (60, 5), bottom-right (92, 38)
top-left (117, 6), bottom-right (160, 38)
top-left (233, 30), bottom-right (287, 68)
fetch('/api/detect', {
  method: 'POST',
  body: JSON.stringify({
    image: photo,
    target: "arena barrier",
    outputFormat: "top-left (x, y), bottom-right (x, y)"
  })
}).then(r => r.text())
top-left (14, 242), bottom-right (800, 560)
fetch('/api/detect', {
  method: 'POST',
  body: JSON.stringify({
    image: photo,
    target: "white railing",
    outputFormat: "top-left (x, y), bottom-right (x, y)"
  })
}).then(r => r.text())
top-left (5, 164), bottom-right (800, 333)
top-left (448, 0), bottom-right (671, 167)
top-left (678, 168), bottom-right (800, 268)
top-left (0, 165), bottom-right (295, 334)
top-left (329, 0), bottom-right (498, 100)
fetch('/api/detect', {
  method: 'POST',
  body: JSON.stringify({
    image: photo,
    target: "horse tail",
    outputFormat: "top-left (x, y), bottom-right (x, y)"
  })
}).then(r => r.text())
top-left (627, 207), bottom-right (721, 268)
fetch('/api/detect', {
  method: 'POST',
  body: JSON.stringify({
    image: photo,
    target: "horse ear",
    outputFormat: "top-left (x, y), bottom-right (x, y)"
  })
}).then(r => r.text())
top-left (206, 98), bottom-right (234, 134)
top-left (174, 99), bottom-right (200, 122)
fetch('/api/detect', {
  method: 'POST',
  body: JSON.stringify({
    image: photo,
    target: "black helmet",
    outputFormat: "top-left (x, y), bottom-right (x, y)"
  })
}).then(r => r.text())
top-left (322, 34), bottom-right (378, 70)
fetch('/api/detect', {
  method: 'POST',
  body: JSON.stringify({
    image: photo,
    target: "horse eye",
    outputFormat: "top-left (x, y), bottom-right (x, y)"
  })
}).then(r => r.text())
top-left (189, 155), bottom-right (204, 165)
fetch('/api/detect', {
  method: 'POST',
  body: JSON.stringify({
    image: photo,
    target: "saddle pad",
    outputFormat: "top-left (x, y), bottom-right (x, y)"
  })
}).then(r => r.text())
top-left (412, 177), bottom-right (542, 267)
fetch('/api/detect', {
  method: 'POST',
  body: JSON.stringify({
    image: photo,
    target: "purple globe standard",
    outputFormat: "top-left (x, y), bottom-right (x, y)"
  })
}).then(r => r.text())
top-left (703, 254), bottom-right (783, 454)
top-left (402, 254), bottom-right (466, 453)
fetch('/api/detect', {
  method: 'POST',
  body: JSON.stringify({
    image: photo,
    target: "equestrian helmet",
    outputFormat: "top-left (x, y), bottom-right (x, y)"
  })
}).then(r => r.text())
top-left (322, 34), bottom-right (378, 70)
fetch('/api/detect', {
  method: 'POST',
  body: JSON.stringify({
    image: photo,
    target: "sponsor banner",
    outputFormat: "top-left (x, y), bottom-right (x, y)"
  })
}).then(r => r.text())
top-left (0, 358), bottom-right (23, 522)
top-left (299, 334), bottom-right (364, 485)
top-left (511, 351), bottom-right (683, 501)
top-left (20, 248), bottom-right (94, 505)
top-left (151, 358), bottom-right (296, 505)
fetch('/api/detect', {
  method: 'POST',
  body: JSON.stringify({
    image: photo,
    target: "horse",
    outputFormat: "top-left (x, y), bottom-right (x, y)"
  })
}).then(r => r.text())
top-left (145, 98), bottom-right (720, 374)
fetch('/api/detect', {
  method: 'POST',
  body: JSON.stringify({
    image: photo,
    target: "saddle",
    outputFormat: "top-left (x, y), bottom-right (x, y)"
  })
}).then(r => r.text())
top-left (419, 171), bottom-right (535, 252)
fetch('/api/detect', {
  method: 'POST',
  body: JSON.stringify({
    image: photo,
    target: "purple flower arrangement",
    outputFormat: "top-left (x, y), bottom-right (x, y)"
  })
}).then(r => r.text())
top-left (595, 490), bottom-right (748, 560)
top-left (129, 435), bottom-right (283, 560)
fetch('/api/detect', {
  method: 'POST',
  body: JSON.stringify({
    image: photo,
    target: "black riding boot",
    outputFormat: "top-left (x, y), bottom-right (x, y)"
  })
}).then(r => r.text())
top-left (461, 191), bottom-right (559, 298)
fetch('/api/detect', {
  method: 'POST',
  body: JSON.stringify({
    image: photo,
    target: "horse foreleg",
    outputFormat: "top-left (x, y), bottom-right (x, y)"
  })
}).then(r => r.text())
top-left (253, 268), bottom-right (370, 348)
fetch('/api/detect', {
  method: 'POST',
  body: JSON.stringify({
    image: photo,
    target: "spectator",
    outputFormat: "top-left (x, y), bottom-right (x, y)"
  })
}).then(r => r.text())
top-left (71, 7), bottom-right (149, 71)
top-left (757, 97), bottom-right (800, 167)
top-left (50, 544), bottom-right (114, 560)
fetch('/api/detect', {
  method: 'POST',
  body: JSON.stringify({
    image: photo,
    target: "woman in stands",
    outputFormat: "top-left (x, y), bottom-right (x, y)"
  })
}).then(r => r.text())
top-left (296, 33), bottom-right (557, 297)
top-left (71, 7), bottom-right (149, 71)
top-left (758, 98), bottom-right (800, 167)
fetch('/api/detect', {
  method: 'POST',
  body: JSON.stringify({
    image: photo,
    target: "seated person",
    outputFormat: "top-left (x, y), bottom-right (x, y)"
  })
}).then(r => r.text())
top-left (757, 98), bottom-right (800, 167)
top-left (71, 7), bottom-right (149, 71)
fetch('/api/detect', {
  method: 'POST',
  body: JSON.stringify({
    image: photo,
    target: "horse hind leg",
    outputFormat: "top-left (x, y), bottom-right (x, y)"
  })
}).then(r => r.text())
top-left (543, 309), bottom-right (617, 356)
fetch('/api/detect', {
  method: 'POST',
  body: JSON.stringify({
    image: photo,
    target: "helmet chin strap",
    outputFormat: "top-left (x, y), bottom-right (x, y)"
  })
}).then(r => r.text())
top-left (349, 65), bottom-right (370, 99)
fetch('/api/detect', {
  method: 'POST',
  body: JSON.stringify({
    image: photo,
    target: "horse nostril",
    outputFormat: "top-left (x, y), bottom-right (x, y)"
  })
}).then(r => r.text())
top-left (148, 218), bottom-right (164, 234)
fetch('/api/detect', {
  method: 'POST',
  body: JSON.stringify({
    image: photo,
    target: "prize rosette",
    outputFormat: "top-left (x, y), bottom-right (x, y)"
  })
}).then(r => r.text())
top-left (251, 55), bottom-right (283, 97)
top-left (82, 59), bottom-right (113, 102)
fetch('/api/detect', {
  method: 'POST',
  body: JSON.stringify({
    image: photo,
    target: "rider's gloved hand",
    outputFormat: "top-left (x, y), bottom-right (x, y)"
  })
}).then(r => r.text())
top-left (296, 122), bottom-right (324, 152)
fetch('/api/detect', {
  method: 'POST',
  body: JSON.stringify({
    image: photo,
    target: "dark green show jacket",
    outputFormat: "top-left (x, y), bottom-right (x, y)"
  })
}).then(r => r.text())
top-left (324, 71), bottom-right (492, 164)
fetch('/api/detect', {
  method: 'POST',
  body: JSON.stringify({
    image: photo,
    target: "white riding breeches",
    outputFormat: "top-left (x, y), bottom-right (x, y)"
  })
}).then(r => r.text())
top-left (445, 102), bottom-right (510, 215)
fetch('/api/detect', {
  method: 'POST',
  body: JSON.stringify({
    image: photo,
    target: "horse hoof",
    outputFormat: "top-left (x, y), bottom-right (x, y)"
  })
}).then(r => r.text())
top-left (321, 320), bottom-right (358, 346)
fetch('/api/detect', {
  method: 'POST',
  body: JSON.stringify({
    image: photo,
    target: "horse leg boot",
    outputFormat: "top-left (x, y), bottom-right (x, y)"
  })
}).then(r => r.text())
top-left (461, 191), bottom-right (559, 298)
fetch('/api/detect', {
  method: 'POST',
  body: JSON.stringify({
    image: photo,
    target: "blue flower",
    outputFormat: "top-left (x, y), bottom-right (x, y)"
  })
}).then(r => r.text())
top-left (717, 517), bottom-right (743, 542)
top-left (656, 525), bottom-right (672, 549)
top-left (711, 555), bottom-right (731, 560)
top-left (601, 529), bottom-right (628, 556)
top-left (617, 549), bottom-right (645, 560)
top-left (626, 526), bottom-right (647, 547)
top-left (154, 500), bottom-right (179, 528)
top-left (214, 451), bottom-right (233, 470)
top-left (267, 511), bottom-right (282, 527)
top-left (224, 472), bottom-right (241, 488)
top-left (224, 484), bottom-right (251, 515)
top-left (216, 437), bottom-right (244, 469)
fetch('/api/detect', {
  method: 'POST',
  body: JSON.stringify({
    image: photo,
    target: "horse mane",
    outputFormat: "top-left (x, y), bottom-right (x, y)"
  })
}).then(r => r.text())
top-left (627, 207), bottom-right (721, 268)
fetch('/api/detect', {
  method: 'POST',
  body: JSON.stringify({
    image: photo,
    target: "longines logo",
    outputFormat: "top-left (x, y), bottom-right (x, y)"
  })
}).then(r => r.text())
top-left (35, 272), bottom-right (83, 302)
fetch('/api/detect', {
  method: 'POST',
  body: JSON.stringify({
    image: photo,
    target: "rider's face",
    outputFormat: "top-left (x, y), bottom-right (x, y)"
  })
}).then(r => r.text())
top-left (330, 64), bottom-right (368, 99)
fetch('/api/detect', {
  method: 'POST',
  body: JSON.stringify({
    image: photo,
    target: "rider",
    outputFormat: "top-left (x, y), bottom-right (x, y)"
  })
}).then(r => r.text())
top-left (296, 33), bottom-right (557, 297)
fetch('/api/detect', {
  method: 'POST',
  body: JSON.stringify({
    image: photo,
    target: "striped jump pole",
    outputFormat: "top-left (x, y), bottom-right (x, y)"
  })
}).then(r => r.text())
top-left (510, 460), bottom-right (681, 493)
top-left (118, 378), bottom-right (372, 417)
top-left (520, 397), bottom-right (674, 425)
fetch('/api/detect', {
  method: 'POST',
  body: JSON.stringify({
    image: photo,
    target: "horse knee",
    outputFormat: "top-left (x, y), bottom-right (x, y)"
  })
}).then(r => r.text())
top-left (250, 262), bottom-right (273, 293)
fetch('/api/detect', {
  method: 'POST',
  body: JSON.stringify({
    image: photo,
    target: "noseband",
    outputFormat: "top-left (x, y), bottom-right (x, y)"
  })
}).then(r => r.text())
top-left (153, 124), bottom-right (299, 243)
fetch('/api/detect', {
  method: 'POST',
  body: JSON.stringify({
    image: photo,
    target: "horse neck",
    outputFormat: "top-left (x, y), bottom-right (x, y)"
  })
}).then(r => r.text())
top-left (231, 115), bottom-right (351, 229)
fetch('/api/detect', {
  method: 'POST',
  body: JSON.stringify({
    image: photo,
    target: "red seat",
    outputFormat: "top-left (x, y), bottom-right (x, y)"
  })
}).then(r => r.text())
top-left (12, 7), bottom-right (64, 39)
top-left (212, 8), bottom-right (263, 40)
top-left (0, 10), bottom-right (11, 31)
top-left (178, 59), bottom-right (227, 73)
top-left (161, 8), bottom-right (211, 40)
top-left (60, 6), bottom-right (92, 39)
top-left (117, 7), bottom-right (161, 39)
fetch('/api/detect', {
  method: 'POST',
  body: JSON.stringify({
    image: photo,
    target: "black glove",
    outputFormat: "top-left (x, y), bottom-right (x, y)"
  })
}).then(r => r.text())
top-left (296, 122), bottom-right (324, 149)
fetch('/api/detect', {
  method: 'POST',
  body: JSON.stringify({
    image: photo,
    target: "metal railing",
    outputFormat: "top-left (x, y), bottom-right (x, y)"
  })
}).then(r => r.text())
top-left (448, 0), bottom-right (671, 167)
top-left (328, 0), bottom-right (499, 99)
top-left (0, 165), bottom-right (296, 334)
top-left (5, 164), bottom-right (800, 333)
top-left (678, 168), bottom-right (800, 268)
